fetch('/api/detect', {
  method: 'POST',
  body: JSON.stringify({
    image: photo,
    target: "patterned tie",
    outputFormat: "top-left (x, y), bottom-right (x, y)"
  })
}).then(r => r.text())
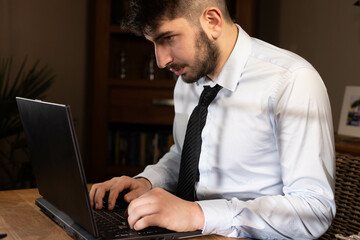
top-left (176, 84), bottom-right (223, 201)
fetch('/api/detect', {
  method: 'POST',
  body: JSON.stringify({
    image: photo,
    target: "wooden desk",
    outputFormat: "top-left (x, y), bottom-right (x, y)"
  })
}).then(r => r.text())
top-left (0, 188), bottom-right (239, 240)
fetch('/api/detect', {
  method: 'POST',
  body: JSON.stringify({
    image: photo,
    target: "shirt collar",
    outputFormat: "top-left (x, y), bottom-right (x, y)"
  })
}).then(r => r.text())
top-left (196, 24), bottom-right (252, 92)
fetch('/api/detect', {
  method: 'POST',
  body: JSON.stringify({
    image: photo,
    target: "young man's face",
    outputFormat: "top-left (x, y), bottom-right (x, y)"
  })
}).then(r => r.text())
top-left (145, 17), bottom-right (219, 83)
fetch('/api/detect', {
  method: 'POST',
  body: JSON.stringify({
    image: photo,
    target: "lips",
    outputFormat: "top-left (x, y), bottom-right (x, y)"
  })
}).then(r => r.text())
top-left (167, 63), bottom-right (186, 76)
top-left (171, 67), bottom-right (185, 76)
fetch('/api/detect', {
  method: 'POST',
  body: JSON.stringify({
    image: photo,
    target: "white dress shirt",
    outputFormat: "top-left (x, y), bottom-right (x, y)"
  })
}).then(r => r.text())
top-left (137, 25), bottom-right (335, 239)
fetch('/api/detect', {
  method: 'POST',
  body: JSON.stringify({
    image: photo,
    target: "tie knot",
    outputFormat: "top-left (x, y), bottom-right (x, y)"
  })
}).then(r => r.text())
top-left (199, 84), bottom-right (222, 107)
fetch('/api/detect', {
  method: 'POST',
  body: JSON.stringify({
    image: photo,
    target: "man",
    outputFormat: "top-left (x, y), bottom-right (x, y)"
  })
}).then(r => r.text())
top-left (89, 0), bottom-right (336, 239)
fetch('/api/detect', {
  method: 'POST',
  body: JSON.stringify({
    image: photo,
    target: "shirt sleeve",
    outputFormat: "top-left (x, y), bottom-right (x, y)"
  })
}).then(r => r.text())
top-left (197, 68), bottom-right (336, 239)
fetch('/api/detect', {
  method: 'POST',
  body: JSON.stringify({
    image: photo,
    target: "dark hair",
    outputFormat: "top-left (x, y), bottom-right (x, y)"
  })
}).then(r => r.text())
top-left (122, 0), bottom-right (231, 36)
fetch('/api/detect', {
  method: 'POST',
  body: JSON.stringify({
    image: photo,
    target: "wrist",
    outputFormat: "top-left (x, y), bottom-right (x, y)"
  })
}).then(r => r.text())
top-left (136, 177), bottom-right (152, 190)
top-left (192, 202), bottom-right (205, 230)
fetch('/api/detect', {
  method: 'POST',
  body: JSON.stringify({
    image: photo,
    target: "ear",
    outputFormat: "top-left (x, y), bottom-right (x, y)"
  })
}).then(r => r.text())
top-left (200, 7), bottom-right (223, 40)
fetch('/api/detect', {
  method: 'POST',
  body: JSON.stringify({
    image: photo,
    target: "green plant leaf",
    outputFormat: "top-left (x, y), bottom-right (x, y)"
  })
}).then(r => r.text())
top-left (0, 57), bottom-right (55, 140)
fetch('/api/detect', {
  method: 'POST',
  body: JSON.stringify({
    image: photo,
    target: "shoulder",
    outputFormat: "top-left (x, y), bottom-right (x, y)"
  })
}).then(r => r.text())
top-left (249, 38), bottom-right (316, 74)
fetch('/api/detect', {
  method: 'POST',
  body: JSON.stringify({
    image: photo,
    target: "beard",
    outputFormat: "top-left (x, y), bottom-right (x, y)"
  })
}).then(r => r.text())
top-left (167, 29), bottom-right (220, 84)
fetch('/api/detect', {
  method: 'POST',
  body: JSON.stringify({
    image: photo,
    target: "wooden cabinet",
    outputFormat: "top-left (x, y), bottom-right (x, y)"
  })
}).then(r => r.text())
top-left (335, 134), bottom-right (360, 156)
top-left (109, 80), bottom-right (175, 125)
top-left (86, 0), bottom-right (259, 182)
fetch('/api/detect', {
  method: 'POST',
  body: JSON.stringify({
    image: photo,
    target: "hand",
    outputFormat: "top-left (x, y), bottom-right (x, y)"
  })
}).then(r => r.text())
top-left (89, 176), bottom-right (151, 210)
top-left (127, 187), bottom-right (205, 232)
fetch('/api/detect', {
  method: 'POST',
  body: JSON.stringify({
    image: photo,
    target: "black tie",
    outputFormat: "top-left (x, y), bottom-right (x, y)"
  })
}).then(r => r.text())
top-left (176, 84), bottom-right (223, 201)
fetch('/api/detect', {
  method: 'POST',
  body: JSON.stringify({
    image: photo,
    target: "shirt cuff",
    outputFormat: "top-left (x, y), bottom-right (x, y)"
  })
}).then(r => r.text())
top-left (196, 199), bottom-right (233, 235)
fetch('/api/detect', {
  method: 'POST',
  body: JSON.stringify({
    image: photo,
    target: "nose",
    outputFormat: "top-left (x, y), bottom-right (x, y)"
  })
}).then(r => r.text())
top-left (154, 44), bottom-right (173, 69)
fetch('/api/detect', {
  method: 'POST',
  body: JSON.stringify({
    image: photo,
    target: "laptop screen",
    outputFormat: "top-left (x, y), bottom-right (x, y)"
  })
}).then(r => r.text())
top-left (16, 97), bottom-right (98, 236)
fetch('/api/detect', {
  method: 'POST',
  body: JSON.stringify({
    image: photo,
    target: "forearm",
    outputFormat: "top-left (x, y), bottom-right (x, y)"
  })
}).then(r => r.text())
top-left (197, 193), bottom-right (334, 239)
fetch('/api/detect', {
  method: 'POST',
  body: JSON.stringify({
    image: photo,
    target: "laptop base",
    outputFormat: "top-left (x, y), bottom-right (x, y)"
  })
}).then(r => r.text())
top-left (36, 198), bottom-right (99, 240)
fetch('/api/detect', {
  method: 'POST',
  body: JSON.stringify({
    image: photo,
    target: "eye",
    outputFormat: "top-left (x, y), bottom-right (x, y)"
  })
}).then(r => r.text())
top-left (155, 35), bottom-right (176, 46)
top-left (164, 35), bottom-right (174, 42)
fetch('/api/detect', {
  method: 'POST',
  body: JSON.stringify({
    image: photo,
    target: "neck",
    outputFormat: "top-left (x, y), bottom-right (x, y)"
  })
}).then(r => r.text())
top-left (207, 23), bottom-right (238, 82)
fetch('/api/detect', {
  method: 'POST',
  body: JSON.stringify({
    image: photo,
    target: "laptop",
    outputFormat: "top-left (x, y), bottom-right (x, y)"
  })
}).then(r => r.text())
top-left (16, 97), bottom-right (202, 240)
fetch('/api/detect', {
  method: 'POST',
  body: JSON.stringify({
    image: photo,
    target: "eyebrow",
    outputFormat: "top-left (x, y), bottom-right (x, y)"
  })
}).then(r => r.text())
top-left (153, 31), bottom-right (173, 42)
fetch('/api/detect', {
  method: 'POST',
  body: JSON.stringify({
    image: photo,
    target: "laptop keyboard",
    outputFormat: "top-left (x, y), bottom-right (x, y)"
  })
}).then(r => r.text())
top-left (93, 206), bottom-right (172, 239)
top-left (93, 208), bottom-right (133, 238)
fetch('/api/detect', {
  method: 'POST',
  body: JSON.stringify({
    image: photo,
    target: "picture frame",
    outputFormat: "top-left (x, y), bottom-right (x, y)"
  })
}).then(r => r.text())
top-left (338, 86), bottom-right (360, 137)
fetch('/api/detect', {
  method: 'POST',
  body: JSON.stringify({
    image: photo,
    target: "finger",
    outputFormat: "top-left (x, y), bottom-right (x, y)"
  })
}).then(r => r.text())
top-left (126, 191), bottom-right (152, 214)
top-left (93, 187), bottom-right (105, 210)
top-left (124, 190), bottom-right (143, 202)
top-left (93, 181), bottom-right (114, 210)
top-left (133, 214), bottom-right (162, 231)
top-left (108, 187), bottom-right (121, 210)
top-left (107, 176), bottom-right (134, 209)
top-left (89, 183), bottom-right (108, 209)
top-left (126, 188), bottom-right (163, 214)
top-left (89, 184), bottom-right (99, 207)
top-left (128, 202), bottom-right (160, 229)
top-left (109, 176), bottom-right (150, 204)
top-left (122, 178), bottom-right (149, 202)
top-left (94, 177), bottom-right (124, 209)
